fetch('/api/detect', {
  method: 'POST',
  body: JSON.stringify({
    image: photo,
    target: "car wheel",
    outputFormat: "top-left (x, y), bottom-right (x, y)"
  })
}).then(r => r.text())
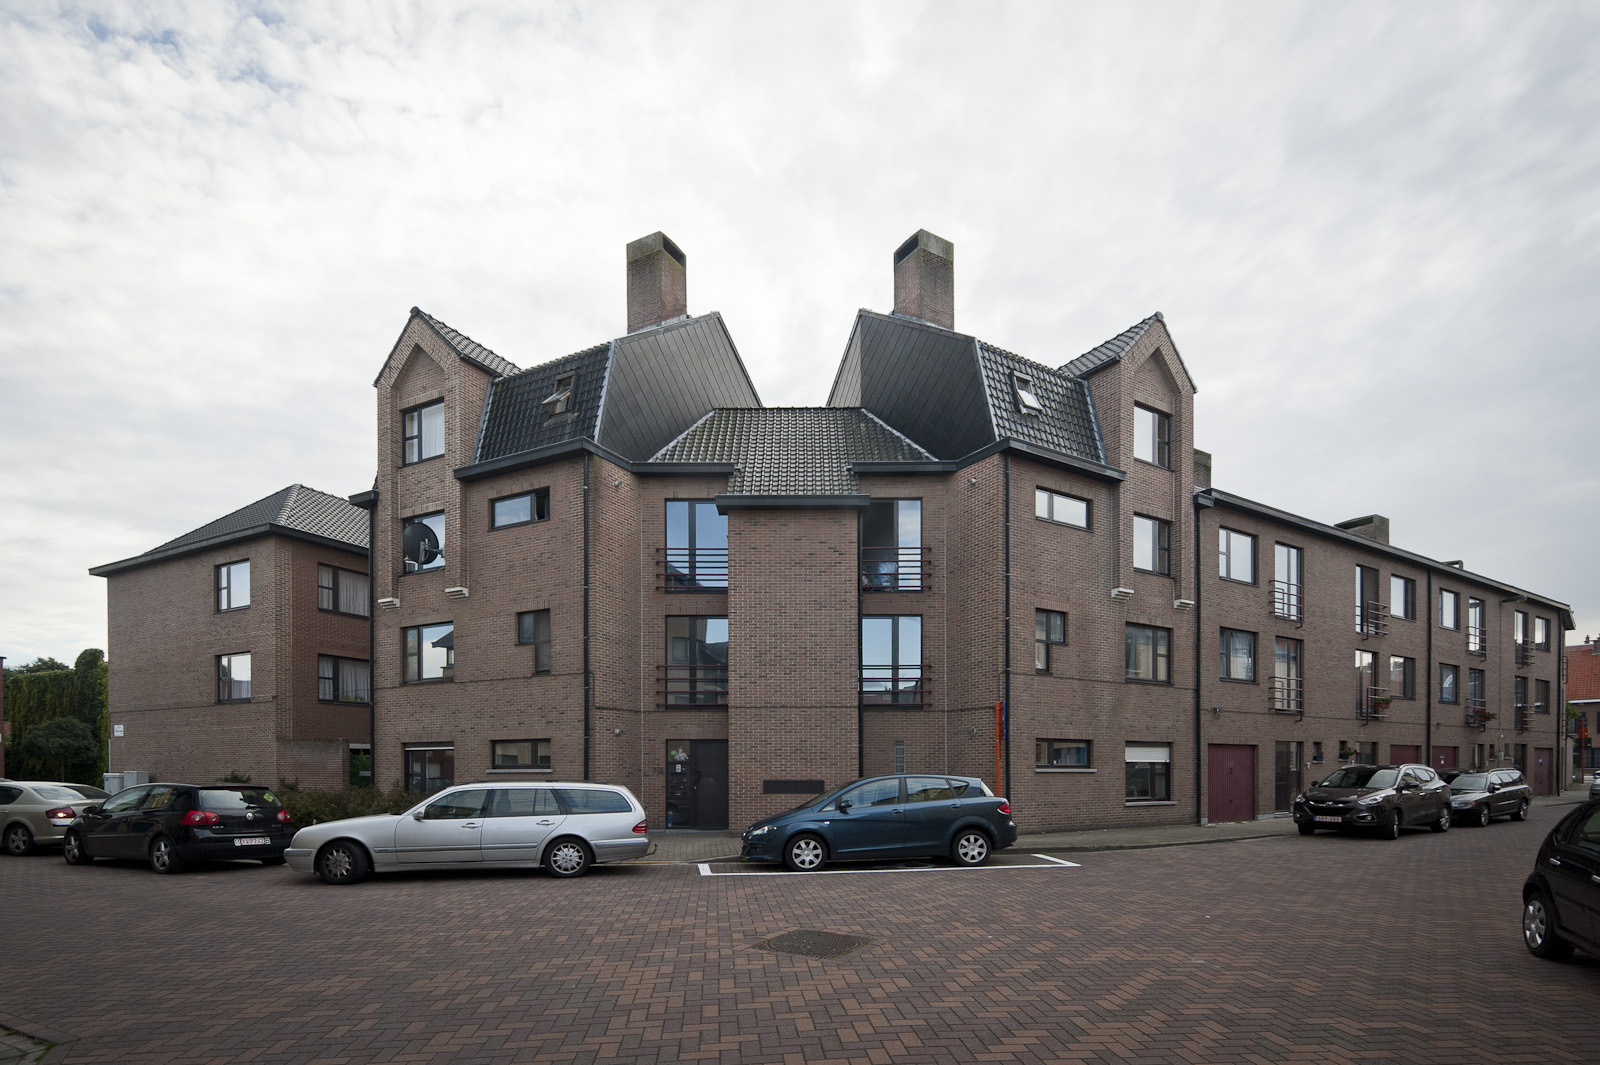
top-left (783, 834), bottom-right (827, 872)
top-left (1297, 823), bottom-right (1315, 836)
top-left (1430, 805), bottom-right (1451, 833)
top-left (3, 822), bottom-right (35, 856)
top-left (544, 837), bottom-right (592, 878)
top-left (1381, 809), bottom-right (1402, 840)
top-left (951, 829), bottom-right (992, 867)
top-left (62, 830), bottom-right (93, 865)
top-left (316, 840), bottom-right (370, 885)
top-left (1476, 804), bottom-right (1491, 827)
top-left (149, 836), bottom-right (185, 874)
top-left (1524, 889), bottom-right (1575, 961)
top-left (1513, 799), bottom-right (1530, 822)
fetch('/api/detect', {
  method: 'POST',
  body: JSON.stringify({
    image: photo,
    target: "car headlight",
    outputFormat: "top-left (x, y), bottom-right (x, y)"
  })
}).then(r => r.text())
top-left (1357, 794), bottom-right (1385, 805)
top-left (1293, 793), bottom-right (1306, 805)
top-left (746, 824), bottom-right (776, 838)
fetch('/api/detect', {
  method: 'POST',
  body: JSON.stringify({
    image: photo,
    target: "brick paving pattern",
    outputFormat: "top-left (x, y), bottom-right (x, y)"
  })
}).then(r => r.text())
top-left (3, 802), bottom-right (1597, 1064)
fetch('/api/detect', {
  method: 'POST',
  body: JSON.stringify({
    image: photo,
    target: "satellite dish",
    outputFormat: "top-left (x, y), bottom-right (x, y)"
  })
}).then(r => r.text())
top-left (403, 520), bottom-right (441, 566)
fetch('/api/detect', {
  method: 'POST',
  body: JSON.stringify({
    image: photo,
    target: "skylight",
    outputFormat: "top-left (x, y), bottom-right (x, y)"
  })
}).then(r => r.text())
top-left (1013, 373), bottom-right (1043, 414)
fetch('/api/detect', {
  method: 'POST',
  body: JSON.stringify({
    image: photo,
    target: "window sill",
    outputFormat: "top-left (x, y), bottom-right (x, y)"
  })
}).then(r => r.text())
top-left (403, 678), bottom-right (454, 685)
top-left (1036, 517), bottom-right (1090, 531)
top-left (1035, 767), bottom-right (1095, 774)
top-left (491, 518), bottom-right (549, 531)
top-left (1124, 678), bottom-right (1172, 686)
top-left (486, 767), bottom-right (553, 774)
top-left (318, 607), bottom-right (372, 619)
top-left (400, 454), bottom-right (446, 469)
top-left (403, 568), bottom-right (447, 577)
top-left (217, 605), bottom-right (251, 614)
top-left (318, 699), bottom-right (372, 706)
top-left (1125, 800), bottom-right (1177, 807)
top-left (1218, 577), bottom-right (1256, 587)
top-left (216, 698), bottom-right (253, 705)
top-left (1220, 677), bottom-right (1257, 685)
top-left (1131, 568), bottom-right (1171, 578)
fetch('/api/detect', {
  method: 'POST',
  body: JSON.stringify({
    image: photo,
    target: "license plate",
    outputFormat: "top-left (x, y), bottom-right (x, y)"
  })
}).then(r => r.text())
top-left (234, 836), bottom-right (270, 846)
top-left (1314, 815), bottom-right (1343, 823)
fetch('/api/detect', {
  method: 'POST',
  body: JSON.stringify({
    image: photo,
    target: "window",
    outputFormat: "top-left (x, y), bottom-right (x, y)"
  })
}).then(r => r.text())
top-left (216, 560), bottom-right (250, 611)
top-left (543, 374), bottom-right (575, 416)
top-left (517, 610), bottom-right (552, 673)
top-left (1514, 610), bottom-right (1528, 646)
top-left (317, 564), bottom-right (370, 616)
top-left (1036, 740), bottom-right (1090, 768)
top-left (1035, 488), bottom-right (1089, 529)
top-left (487, 788), bottom-right (558, 816)
top-left (553, 787), bottom-right (633, 814)
top-left (403, 622), bottom-right (454, 682)
top-left (1440, 589), bottom-right (1459, 630)
top-left (665, 616), bottom-right (729, 706)
top-left (1133, 515), bottom-right (1170, 574)
top-left (1218, 529), bottom-right (1256, 584)
top-left (1356, 565), bottom-right (1380, 633)
top-left (491, 489), bottom-right (550, 529)
top-left (402, 400), bottom-right (444, 464)
top-left (1035, 610), bottom-right (1066, 672)
top-left (1515, 676), bottom-right (1529, 728)
top-left (217, 653), bottom-right (251, 702)
top-left (1355, 649), bottom-right (1377, 712)
top-left (1273, 543), bottom-right (1303, 621)
top-left (1219, 629), bottom-right (1256, 682)
top-left (1133, 405), bottom-right (1170, 467)
top-left (1312, 741), bottom-right (1324, 764)
top-left (862, 499), bottom-right (923, 590)
top-left (1273, 637), bottom-right (1303, 711)
top-left (1534, 617), bottom-right (1550, 651)
top-left (1013, 373), bottom-right (1043, 414)
top-left (1439, 663), bottom-right (1459, 704)
top-left (492, 740), bottom-right (551, 770)
top-left (403, 512), bottom-right (446, 573)
top-left (317, 656), bottom-right (371, 703)
top-left (665, 500), bottom-right (729, 590)
top-left (1467, 598), bottom-right (1486, 653)
top-left (861, 615), bottom-right (924, 704)
top-left (1391, 575), bottom-right (1416, 621)
top-left (1468, 667), bottom-right (1485, 707)
top-left (1125, 624), bottom-right (1171, 683)
top-left (1535, 678), bottom-right (1550, 714)
top-left (1125, 744), bottom-right (1171, 802)
top-left (404, 745), bottom-right (454, 793)
top-left (1390, 655), bottom-right (1415, 700)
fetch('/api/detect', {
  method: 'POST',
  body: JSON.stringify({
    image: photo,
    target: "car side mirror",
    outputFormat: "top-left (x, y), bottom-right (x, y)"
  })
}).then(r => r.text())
top-left (84, 805), bottom-right (102, 816)
top-left (837, 800), bottom-right (853, 813)
top-left (412, 809), bottom-right (426, 821)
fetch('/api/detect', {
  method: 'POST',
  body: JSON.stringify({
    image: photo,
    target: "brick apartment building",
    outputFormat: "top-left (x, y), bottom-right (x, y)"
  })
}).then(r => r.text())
top-left (359, 228), bottom-right (1571, 832)
top-left (1567, 640), bottom-right (1599, 776)
top-left (90, 485), bottom-right (372, 788)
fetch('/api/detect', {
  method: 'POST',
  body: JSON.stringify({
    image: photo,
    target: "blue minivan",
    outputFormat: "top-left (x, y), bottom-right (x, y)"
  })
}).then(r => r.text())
top-left (740, 774), bottom-right (1016, 871)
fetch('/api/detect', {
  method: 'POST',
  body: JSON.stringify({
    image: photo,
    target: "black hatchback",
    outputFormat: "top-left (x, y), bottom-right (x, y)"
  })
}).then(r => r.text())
top-left (1523, 798), bottom-right (1600, 961)
top-left (63, 783), bottom-right (292, 873)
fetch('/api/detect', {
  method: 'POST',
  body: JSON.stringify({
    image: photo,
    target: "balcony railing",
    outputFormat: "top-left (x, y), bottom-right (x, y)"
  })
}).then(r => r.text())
top-left (1270, 675), bottom-right (1304, 712)
top-left (1515, 640), bottom-right (1534, 667)
top-left (1466, 697), bottom-right (1492, 728)
top-left (1514, 703), bottom-right (1529, 733)
top-left (1466, 625), bottom-right (1487, 656)
top-left (657, 665), bottom-right (729, 708)
top-left (860, 547), bottom-right (930, 592)
top-left (658, 548), bottom-right (729, 592)
top-left (1272, 581), bottom-right (1304, 623)
top-left (1358, 685), bottom-right (1390, 721)
top-left (1358, 601), bottom-right (1389, 639)
top-left (860, 668), bottom-right (927, 707)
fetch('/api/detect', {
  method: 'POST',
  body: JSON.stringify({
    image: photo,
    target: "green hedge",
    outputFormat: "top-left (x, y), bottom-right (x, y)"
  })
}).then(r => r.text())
top-left (276, 783), bottom-right (416, 826)
top-left (5, 651), bottom-right (107, 783)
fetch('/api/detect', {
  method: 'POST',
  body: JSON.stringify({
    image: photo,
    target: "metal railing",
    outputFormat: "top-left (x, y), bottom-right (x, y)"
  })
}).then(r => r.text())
top-left (1514, 703), bottom-right (1529, 733)
top-left (1272, 581), bottom-right (1304, 622)
top-left (1359, 601), bottom-right (1390, 639)
top-left (1466, 697), bottom-right (1491, 728)
top-left (1466, 625), bottom-right (1487, 656)
top-left (860, 668), bottom-right (928, 707)
top-left (860, 546), bottom-right (930, 592)
top-left (657, 665), bottom-right (729, 708)
top-left (1358, 685), bottom-right (1391, 720)
top-left (1270, 675), bottom-right (1304, 712)
top-left (1515, 640), bottom-right (1534, 667)
top-left (658, 548), bottom-right (729, 592)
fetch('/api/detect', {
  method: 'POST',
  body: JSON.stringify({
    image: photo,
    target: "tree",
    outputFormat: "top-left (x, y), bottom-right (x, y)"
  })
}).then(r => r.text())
top-left (4, 656), bottom-right (70, 679)
top-left (3, 648), bottom-right (108, 783)
top-left (19, 717), bottom-right (99, 782)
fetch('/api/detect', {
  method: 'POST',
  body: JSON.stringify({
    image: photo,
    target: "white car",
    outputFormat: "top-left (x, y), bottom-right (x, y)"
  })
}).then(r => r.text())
top-left (285, 781), bottom-right (650, 884)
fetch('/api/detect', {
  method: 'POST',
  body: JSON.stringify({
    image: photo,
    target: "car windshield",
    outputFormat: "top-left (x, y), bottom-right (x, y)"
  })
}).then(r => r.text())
top-left (1449, 774), bottom-right (1489, 791)
top-left (32, 785), bottom-right (88, 802)
top-left (1320, 767), bottom-right (1397, 789)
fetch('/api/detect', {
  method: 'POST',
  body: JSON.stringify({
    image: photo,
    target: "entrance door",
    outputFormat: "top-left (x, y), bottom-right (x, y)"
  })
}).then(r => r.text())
top-left (1391, 744), bottom-right (1421, 765)
top-left (1208, 744), bottom-right (1256, 823)
top-left (665, 740), bottom-right (729, 829)
top-left (1433, 747), bottom-right (1458, 772)
top-left (1274, 741), bottom-right (1302, 813)
top-left (1534, 747), bottom-right (1553, 796)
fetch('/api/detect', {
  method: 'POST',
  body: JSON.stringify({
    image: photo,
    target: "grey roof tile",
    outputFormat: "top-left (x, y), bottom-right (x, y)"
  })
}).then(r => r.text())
top-left (978, 342), bottom-right (1105, 464)
top-left (412, 307), bottom-right (521, 379)
top-left (152, 484), bottom-right (369, 552)
top-left (475, 342), bottom-right (612, 462)
top-left (1058, 313), bottom-right (1162, 379)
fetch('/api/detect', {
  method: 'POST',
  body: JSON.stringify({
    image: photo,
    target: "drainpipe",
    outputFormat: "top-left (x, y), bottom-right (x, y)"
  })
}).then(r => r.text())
top-left (1192, 490), bottom-right (1208, 825)
top-left (1424, 570), bottom-right (1433, 768)
top-left (1002, 452), bottom-right (1012, 800)
top-left (368, 498), bottom-right (377, 788)
top-left (583, 452), bottom-right (592, 781)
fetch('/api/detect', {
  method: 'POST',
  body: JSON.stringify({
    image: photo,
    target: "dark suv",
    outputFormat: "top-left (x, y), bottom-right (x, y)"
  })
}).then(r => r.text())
top-left (1292, 763), bottom-right (1452, 838)
top-left (64, 783), bottom-right (292, 873)
top-left (1523, 798), bottom-right (1600, 961)
top-left (1447, 769), bottom-right (1532, 826)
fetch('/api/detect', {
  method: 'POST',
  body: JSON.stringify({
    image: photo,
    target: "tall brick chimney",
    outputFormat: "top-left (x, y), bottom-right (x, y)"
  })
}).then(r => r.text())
top-left (893, 229), bottom-right (955, 330)
top-left (626, 231), bottom-right (687, 334)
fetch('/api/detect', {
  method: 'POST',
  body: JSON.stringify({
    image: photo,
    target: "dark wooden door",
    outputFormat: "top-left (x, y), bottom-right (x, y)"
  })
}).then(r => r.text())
top-left (1533, 747), bottom-right (1553, 796)
top-left (693, 740), bottom-right (729, 829)
top-left (1208, 745), bottom-right (1256, 824)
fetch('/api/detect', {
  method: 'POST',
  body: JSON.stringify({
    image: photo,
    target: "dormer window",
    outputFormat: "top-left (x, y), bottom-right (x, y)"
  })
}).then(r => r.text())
top-left (1013, 373), bottom-right (1043, 414)
top-left (543, 374), bottom-right (575, 416)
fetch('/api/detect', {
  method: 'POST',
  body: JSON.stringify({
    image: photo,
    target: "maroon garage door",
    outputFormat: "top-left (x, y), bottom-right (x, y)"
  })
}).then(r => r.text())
top-left (1391, 744), bottom-right (1420, 765)
top-left (1433, 746), bottom-right (1458, 772)
top-left (1207, 744), bottom-right (1256, 824)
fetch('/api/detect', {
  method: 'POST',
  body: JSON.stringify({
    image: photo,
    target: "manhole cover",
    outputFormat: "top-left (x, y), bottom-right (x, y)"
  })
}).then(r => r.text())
top-left (762, 929), bottom-right (872, 959)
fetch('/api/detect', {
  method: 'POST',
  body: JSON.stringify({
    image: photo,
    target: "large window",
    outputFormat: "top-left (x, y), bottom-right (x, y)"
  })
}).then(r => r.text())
top-left (1467, 598), bottom-right (1486, 654)
top-left (1390, 655), bottom-right (1415, 700)
top-left (1356, 565), bottom-right (1380, 633)
top-left (318, 564), bottom-right (370, 616)
top-left (665, 500), bottom-right (729, 590)
top-left (492, 739), bottom-right (551, 770)
top-left (861, 615), bottom-right (924, 705)
top-left (1391, 575), bottom-right (1416, 621)
top-left (517, 610), bottom-right (552, 673)
top-left (1534, 617), bottom-right (1551, 651)
top-left (1125, 624), bottom-right (1171, 683)
top-left (1218, 529), bottom-right (1255, 584)
top-left (402, 400), bottom-right (444, 464)
top-left (216, 560), bottom-right (250, 611)
top-left (1035, 610), bottom-right (1066, 672)
top-left (404, 512), bottom-right (446, 573)
top-left (1467, 667), bottom-right (1486, 713)
top-left (1035, 488), bottom-right (1089, 529)
top-left (1355, 649), bottom-right (1378, 712)
top-left (1535, 678), bottom-right (1551, 714)
top-left (404, 745), bottom-right (454, 793)
top-left (1125, 744), bottom-right (1171, 802)
top-left (665, 616), bottom-right (729, 706)
top-left (1439, 663), bottom-right (1459, 704)
top-left (1133, 515), bottom-right (1170, 575)
top-left (403, 622), bottom-right (454, 682)
top-left (862, 499), bottom-right (923, 590)
top-left (1133, 405), bottom-right (1170, 467)
top-left (492, 489), bottom-right (550, 529)
top-left (1219, 628), bottom-right (1256, 681)
top-left (217, 653), bottom-right (251, 702)
top-left (1440, 589), bottom-right (1460, 630)
top-left (1273, 638), bottom-right (1303, 711)
top-left (1273, 543), bottom-right (1303, 621)
top-left (318, 656), bottom-right (371, 703)
top-left (1036, 739), bottom-right (1090, 769)
top-left (1514, 610), bottom-right (1528, 646)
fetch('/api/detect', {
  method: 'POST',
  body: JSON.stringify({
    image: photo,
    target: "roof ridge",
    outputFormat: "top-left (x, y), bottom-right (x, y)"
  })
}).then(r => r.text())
top-left (858, 408), bottom-right (936, 460)
top-left (648, 409), bottom-right (718, 462)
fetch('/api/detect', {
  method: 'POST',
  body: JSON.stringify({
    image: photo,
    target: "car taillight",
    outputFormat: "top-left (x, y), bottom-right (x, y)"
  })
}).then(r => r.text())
top-left (997, 801), bottom-right (1011, 815)
top-left (633, 820), bottom-right (649, 834)
top-left (182, 810), bottom-right (221, 826)
top-left (276, 809), bottom-right (292, 823)
top-left (45, 806), bottom-right (77, 822)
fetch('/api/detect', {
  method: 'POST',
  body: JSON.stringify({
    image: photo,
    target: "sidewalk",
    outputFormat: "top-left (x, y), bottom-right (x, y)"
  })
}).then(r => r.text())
top-left (641, 791), bottom-right (1588, 864)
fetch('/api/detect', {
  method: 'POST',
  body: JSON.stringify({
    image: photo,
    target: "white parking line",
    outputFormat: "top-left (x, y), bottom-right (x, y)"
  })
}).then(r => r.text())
top-left (696, 854), bottom-right (1081, 877)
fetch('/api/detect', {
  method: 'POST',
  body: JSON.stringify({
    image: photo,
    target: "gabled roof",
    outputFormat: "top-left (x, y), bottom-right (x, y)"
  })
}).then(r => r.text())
top-left (978, 341), bottom-right (1105, 465)
top-left (1567, 644), bottom-right (1600, 701)
top-left (411, 308), bottom-right (521, 379)
top-left (90, 485), bottom-right (367, 576)
top-left (475, 342), bottom-right (612, 463)
top-left (650, 408), bottom-right (933, 496)
top-left (1058, 311), bottom-right (1197, 392)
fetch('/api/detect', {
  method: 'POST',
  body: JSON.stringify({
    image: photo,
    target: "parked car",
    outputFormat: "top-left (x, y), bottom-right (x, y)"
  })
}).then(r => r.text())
top-left (62, 783), bottom-right (111, 801)
top-left (1590, 776), bottom-right (1600, 801)
top-left (1522, 798), bottom-right (1600, 961)
top-left (285, 781), bottom-right (650, 885)
top-left (63, 783), bottom-right (292, 872)
top-left (1, 781), bottom-right (107, 855)
top-left (739, 774), bottom-right (1017, 872)
top-left (1447, 769), bottom-right (1532, 827)
top-left (1292, 763), bottom-right (1452, 838)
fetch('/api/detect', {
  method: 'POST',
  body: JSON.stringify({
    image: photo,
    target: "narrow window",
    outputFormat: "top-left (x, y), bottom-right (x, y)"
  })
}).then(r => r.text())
top-left (1133, 515), bottom-right (1171, 574)
top-left (1355, 649), bottom-right (1377, 712)
top-left (1219, 629), bottom-right (1256, 681)
top-left (862, 499), bottom-right (923, 591)
top-left (1125, 624), bottom-right (1171, 683)
top-left (1389, 655), bottom-right (1415, 700)
top-left (1273, 638), bottom-right (1303, 711)
top-left (217, 653), bottom-right (252, 702)
top-left (665, 616), bottom-right (729, 706)
top-left (517, 609), bottom-right (552, 673)
top-left (1356, 565), bottom-right (1380, 633)
top-left (1534, 617), bottom-right (1550, 651)
top-left (1035, 488), bottom-right (1089, 529)
top-left (665, 500), bottom-right (729, 590)
top-left (861, 615), bottom-right (924, 705)
top-left (403, 623), bottom-right (455, 682)
top-left (1125, 744), bottom-right (1171, 801)
top-left (318, 656), bottom-right (371, 703)
top-left (1219, 529), bottom-right (1256, 584)
top-left (1535, 678), bottom-right (1550, 714)
top-left (1133, 405), bottom-right (1170, 467)
top-left (1389, 575), bottom-right (1416, 620)
top-left (402, 400), bottom-right (444, 464)
top-left (1440, 589), bottom-right (1459, 630)
top-left (1467, 598), bottom-right (1486, 654)
top-left (217, 560), bottom-right (250, 611)
top-left (1036, 740), bottom-right (1091, 768)
top-left (1273, 543), bottom-right (1303, 621)
top-left (1439, 663), bottom-right (1459, 704)
top-left (1035, 610), bottom-right (1067, 672)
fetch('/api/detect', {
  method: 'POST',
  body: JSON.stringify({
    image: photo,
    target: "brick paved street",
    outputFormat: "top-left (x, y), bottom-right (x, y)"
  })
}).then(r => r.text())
top-left (3, 804), bottom-right (1598, 1064)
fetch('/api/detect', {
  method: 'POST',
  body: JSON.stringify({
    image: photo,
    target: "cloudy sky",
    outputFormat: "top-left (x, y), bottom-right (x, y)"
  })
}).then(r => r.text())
top-left (2, 1), bottom-right (1597, 666)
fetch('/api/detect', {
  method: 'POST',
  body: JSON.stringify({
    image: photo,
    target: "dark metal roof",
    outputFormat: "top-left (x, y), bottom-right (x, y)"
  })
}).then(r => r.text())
top-left (475, 342), bottom-right (612, 462)
top-left (411, 308), bottom-right (521, 379)
top-left (650, 408), bottom-right (933, 496)
top-left (978, 341), bottom-right (1105, 465)
top-left (90, 485), bottom-right (368, 576)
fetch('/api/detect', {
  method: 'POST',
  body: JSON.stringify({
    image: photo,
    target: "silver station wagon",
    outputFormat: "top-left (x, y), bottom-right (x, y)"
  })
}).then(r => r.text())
top-left (285, 781), bottom-right (649, 884)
